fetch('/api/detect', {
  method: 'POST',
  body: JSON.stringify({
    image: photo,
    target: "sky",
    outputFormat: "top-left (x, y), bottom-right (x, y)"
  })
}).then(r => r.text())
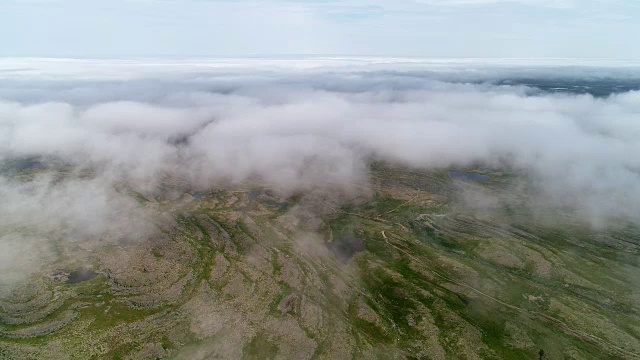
top-left (1, 0), bottom-right (639, 58)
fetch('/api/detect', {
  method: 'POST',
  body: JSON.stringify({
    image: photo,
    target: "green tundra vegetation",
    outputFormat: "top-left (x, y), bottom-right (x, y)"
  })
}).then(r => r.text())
top-left (1, 164), bottom-right (639, 359)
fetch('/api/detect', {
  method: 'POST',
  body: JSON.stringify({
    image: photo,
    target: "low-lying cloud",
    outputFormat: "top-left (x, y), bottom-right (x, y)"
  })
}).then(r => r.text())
top-left (1, 58), bottom-right (640, 282)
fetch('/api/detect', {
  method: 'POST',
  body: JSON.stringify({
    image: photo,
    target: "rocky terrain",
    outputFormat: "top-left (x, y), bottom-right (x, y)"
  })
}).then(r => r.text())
top-left (1, 163), bottom-right (639, 359)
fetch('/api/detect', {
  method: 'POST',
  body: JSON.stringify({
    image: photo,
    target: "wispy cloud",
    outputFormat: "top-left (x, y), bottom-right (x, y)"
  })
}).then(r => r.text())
top-left (1, 0), bottom-right (638, 57)
top-left (415, 0), bottom-right (575, 8)
top-left (2, 57), bottom-right (640, 285)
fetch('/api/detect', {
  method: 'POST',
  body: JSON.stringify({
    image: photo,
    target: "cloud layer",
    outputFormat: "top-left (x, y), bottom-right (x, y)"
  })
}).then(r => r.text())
top-left (1, 58), bottom-right (640, 282)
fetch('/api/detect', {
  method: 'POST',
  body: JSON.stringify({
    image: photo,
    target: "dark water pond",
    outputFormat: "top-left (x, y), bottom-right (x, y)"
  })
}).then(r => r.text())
top-left (265, 199), bottom-right (289, 211)
top-left (67, 268), bottom-right (98, 284)
top-left (248, 190), bottom-right (263, 199)
top-left (15, 159), bottom-right (43, 169)
top-left (247, 190), bottom-right (289, 210)
top-left (328, 235), bottom-right (365, 263)
top-left (448, 171), bottom-right (490, 183)
top-left (0, 158), bottom-right (43, 173)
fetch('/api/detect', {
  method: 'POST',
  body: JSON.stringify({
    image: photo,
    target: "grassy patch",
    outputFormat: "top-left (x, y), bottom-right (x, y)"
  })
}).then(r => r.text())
top-left (243, 332), bottom-right (279, 359)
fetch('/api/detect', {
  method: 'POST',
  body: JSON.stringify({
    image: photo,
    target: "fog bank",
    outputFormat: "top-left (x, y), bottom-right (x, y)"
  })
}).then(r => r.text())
top-left (2, 58), bottom-right (640, 281)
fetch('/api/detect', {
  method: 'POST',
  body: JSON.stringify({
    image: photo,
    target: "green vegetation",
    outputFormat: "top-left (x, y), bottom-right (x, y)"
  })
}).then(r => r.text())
top-left (1, 165), bottom-right (639, 359)
top-left (243, 333), bottom-right (279, 359)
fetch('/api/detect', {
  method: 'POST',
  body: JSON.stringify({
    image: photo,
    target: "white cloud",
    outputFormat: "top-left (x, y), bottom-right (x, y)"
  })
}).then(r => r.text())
top-left (2, 58), bottom-right (640, 283)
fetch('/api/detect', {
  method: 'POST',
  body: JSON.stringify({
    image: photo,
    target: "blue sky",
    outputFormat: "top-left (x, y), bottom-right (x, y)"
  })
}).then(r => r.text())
top-left (1, 0), bottom-right (639, 58)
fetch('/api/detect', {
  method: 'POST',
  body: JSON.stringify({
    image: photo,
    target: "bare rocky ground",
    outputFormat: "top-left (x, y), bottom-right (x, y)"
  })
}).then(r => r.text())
top-left (1, 164), bottom-right (639, 359)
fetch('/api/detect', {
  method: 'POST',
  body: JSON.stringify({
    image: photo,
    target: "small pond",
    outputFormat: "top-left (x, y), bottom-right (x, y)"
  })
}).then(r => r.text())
top-left (328, 235), bottom-right (365, 263)
top-left (67, 268), bottom-right (98, 284)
